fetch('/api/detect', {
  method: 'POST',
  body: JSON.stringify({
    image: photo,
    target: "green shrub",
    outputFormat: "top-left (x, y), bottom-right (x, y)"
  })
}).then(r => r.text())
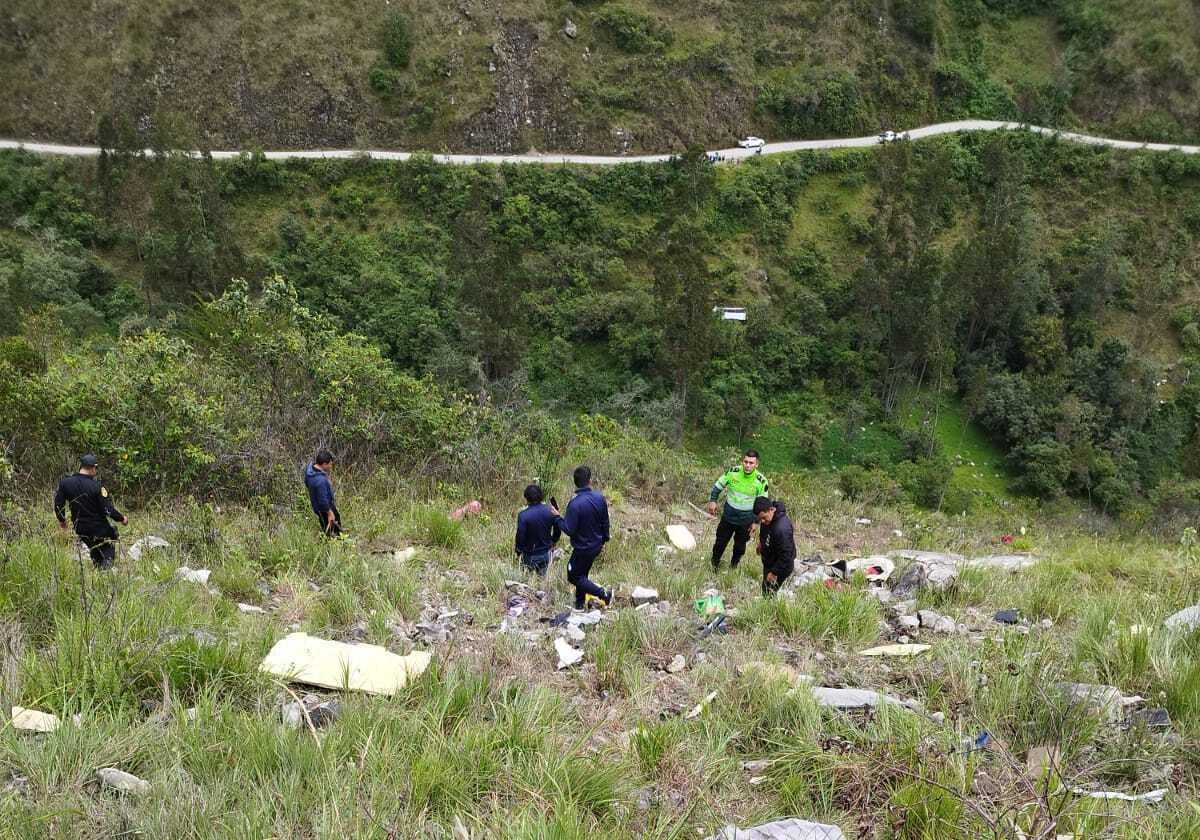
top-left (381, 12), bottom-right (413, 69)
top-left (758, 69), bottom-right (869, 137)
top-left (593, 4), bottom-right (672, 53)
top-left (407, 505), bottom-right (465, 549)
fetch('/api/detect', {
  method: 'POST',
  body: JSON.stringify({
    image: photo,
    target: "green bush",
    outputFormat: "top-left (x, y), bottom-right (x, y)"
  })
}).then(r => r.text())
top-left (593, 4), bottom-right (673, 53)
top-left (758, 69), bottom-right (869, 137)
top-left (381, 12), bottom-right (413, 69)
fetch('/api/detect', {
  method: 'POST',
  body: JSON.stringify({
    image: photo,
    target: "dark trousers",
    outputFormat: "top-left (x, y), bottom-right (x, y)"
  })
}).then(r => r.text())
top-left (520, 550), bottom-right (550, 577)
top-left (762, 562), bottom-right (793, 596)
top-left (566, 547), bottom-right (607, 609)
top-left (315, 506), bottom-right (342, 537)
top-left (80, 531), bottom-right (116, 570)
top-left (711, 518), bottom-right (752, 568)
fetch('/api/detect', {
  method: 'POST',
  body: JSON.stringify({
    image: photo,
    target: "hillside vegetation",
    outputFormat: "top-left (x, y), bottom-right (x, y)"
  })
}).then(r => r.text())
top-left (2, 0), bottom-right (1199, 152)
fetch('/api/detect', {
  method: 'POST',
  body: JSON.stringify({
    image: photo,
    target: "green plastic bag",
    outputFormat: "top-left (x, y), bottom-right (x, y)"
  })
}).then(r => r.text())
top-left (694, 594), bottom-right (725, 616)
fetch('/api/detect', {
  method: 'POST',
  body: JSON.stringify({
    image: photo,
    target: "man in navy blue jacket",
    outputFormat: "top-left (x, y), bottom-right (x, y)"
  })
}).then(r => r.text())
top-left (553, 465), bottom-right (613, 609)
top-left (514, 484), bottom-right (561, 576)
top-left (304, 450), bottom-right (342, 537)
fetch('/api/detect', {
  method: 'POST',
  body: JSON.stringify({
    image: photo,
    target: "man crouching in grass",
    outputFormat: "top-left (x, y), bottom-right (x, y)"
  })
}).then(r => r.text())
top-left (753, 496), bottom-right (795, 596)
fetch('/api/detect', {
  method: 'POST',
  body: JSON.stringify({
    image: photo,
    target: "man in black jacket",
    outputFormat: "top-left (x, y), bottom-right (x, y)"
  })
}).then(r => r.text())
top-left (753, 496), bottom-right (795, 596)
top-left (553, 466), bottom-right (613, 610)
top-left (54, 454), bottom-right (128, 569)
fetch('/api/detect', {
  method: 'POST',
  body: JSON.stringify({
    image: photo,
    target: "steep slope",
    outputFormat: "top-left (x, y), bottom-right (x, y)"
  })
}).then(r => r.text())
top-left (2, 0), bottom-right (1199, 152)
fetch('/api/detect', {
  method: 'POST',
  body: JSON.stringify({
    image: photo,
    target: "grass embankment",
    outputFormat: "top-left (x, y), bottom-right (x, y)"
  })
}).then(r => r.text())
top-left (2, 467), bottom-right (1199, 838)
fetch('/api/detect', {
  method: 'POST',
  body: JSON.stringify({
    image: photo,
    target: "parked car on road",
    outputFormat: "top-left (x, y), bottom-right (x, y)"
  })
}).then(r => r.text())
top-left (878, 130), bottom-right (897, 142)
top-left (737, 136), bottom-right (766, 148)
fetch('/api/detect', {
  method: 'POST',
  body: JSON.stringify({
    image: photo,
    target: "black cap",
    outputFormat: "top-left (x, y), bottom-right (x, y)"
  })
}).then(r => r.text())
top-left (80, 453), bottom-right (98, 467)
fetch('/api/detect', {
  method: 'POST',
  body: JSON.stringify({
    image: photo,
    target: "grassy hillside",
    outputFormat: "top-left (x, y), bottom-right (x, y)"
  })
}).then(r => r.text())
top-left (2, 461), bottom-right (1199, 838)
top-left (1, 0), bottom-right (1199, 152)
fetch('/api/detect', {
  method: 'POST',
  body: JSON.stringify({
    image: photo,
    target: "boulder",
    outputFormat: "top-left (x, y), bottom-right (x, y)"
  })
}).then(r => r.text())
top-left (175, 566), bottom-right (211, 586)
top-left (1058, 682), bottom-right (1123, 722)
top-left (666, 525), bottom-right (697, 551)
top-left (11, 707), bottom-right (60, 732)
top-left (811, 686), bottom-right (902, 710)
top-left (128, 535), bottom-right (169, 562)
top-left (563, 18), bottom-right (578, 38)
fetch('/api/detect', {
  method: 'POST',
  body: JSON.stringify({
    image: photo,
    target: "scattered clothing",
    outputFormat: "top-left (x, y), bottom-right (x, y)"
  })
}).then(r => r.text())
top-left (54, 472), bottom-right (124, 569)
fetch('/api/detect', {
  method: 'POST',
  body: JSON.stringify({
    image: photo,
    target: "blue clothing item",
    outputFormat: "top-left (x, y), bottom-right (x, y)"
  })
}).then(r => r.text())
top-left (520, 550), bottom-right (550, 577)
top-left (556, 486), bottom-right (610, 554)
top-left (515, 503), bottom-right (561, 556)
top-left (304, 463), bottom-right (335, 516)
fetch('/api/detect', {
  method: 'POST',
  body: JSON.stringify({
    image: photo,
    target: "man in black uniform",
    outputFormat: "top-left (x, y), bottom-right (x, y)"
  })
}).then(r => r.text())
top-left (54, 454), bottom-right (128, 569)
top-left (753, 496), bottom-right (795, 596)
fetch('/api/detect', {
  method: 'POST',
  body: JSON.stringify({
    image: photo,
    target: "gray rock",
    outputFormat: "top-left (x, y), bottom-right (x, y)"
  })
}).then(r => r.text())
top-left (706, 818), bottom-right (848, 840)
top-left (964, 554), bottom-right (1038, 571)
top-left (563, 18), bottom-right (578, 38)
top-left (1165, 605), bottom-right (1200, 632)
top-left (97, 767), bottom-right (150, 795)
top-left (917, 610), bottom-right (944, 629)
top-left (1058, 682), bottom-right (1123, 721)
top-left (415, 622), bottom-right (450, 645)
top-left (665, 654), bottom-right (686, 674)
top-left (897, 615), bottom-right (920, 632)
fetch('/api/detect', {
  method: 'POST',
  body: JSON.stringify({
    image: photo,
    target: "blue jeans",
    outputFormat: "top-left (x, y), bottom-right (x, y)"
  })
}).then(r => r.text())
top-left (521, 550), bottom-right (550, 576)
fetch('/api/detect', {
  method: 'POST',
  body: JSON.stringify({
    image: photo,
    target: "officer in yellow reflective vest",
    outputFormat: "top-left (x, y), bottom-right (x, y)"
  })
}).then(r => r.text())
top-left (706, 449), bottom-right (769, 571)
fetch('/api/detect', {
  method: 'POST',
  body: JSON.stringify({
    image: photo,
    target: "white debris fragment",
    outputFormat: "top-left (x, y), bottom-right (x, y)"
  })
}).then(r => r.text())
top-left (665, 654), bottom-right (686, 673)
top-left (1165, 605), bottom-right (1200, 632)
top-left (128, 535), bottom-right (169, 562)
top-left (1069, 787), bottom-right (1167, 804)
top-left (630, 586), bottom-right (660, 606)
top-left (555, 637), bottom-right (583, 670)
top-left (97, 767), bottom-right (150, 795)
top-left (666, 524), bottom-right (697, 551)
top-left (706, 817), bottom-right (848, 840)
top-left (260, 632), bottom-right (431, 695)
top-left (859, 644), bottom-right (931, 657)
top-left (392, 547), bottom-right (418, 563)
top-left (237, 603), bottom-right (265, 614)
top-left (175, 566), bottom-right (212, 586)
top-left (10, 707), bottom-right (60, 732)
top-left (854, 518), bottom-right (872, 526)
top-left (685, 690), bottom-right (718, 719)
top-left (566, 610), bottom-right (603, 627)
top-left (811, 686), bottom-right (903, 709)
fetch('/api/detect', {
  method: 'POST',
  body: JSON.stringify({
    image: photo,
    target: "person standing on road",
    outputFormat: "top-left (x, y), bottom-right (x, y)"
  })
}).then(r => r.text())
top-left (753, 496), bottom-right (795, 596)
top-left (54, 453), bottom-right (127, 570)
top-left (515, 483), bottom-right (560, 576)
top-left (553, 466), bottom-right (613, 610)
top-left (706, 449), bottom-right (769, 571)
top-left (304, 450), bottom-right (342, 537)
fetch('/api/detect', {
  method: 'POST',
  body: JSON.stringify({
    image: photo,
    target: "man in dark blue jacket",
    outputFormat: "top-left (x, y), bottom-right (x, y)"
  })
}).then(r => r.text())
top-left (754, 496), bottom-right (796, 596)
top-left (554, 465), bottom-right (613, 609)
top-left (54, 453), bottom-right (128, 569)
top-left (515, 484), bottom-right (561, 576)
top-left (304, 450), bottom-right (342, 537)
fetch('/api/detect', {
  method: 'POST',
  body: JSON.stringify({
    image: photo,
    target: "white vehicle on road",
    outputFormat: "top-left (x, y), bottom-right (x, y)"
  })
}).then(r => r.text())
top-left (878, 130), bottom-right (898, 142)
top-left (737, 136), bottom-right (766, 149)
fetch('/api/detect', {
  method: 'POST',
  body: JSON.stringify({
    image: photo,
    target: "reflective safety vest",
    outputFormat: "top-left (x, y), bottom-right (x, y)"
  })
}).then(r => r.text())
top-left (710, 467), bottom-right (769, 525)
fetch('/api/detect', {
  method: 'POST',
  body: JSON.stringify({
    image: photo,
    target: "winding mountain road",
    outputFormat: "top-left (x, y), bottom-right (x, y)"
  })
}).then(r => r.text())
top-left (2, 120), bottom-right (1198, 165)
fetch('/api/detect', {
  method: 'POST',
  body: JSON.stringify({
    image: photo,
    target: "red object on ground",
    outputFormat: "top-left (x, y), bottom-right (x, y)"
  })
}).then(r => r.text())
top-left (1000, 534), bottom-right (1014, 545)
top-left (450, 500), bottom-right (483, 521)
top-left (822, 578), bottom-right (840, 590)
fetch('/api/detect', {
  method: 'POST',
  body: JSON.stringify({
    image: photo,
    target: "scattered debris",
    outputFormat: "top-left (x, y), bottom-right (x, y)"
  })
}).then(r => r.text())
top-left (854, 518), bottom-right (872, 526)
top-left (666, 524), bottom-right (697, 551)
top-left (917, 610), bottom-right (958, 634)
top-left (833, 556), bottom-right (895, 582)
top-left (811, 686), bottom-right (902, 710)
top-left (699, 614), bottom-right (729, 638)
top-left (449, 500), bottom-right (482, 521)
top-left (562, 18), bottom-right (578, 38)
top-left (561, 625), bottom-right (585, 643)
top-left (555, 637), bottom-right (583, 670)
top-left (237, 603), bottom-right (265, 614)
top-left (665, 654), bottom-right (686, 674)
top-left (1132, 708), bottom-right (1171, 729)
top-left (630, 586), bottom-right (660, 606)
top-left (567, 610), bottom-right (603, 627)
top-left (415, 621), bottom-right (450, 645)
top-left (705, 818), bottom-right (848, 840)
top-left (260, 632), bottom-right (432, 696)
top-left (892, 529), bottom-right (903, 538)
top-left (175, 566), bottom-right (212, 586)
top-left (97, 767), bottom-right (150, 795)
top-left (127, 535), bottom-right (169, 561)
top-left (1165, 605), bottom-right (1200, 632)
top-left (958, 731), bottom-right (990, 754)
top-left (741, 759), bottom-right (771, 773)
top-left (964, 554), bottom-right (1038, 571)
top-left (897, 615), bottom-right (920, 632)
top-left (994, 609), bottom-right (1021, 624)
top-left (1069, 787), bottom-right (1167, 804)
top-left (392, 547), bottom-right (417, 563)
top-left (859, 643), bottom-right (931, 657)
top-left (685, 690), bottom-right (718, 719)
top-left (891, 557), bottom-right (957, 599)
top-left (282, 695), bottom-right (342, 730)
top-left (695, 594), bottom-right (725, 616)
top-left (10, 707), bottom-right (60, 732)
